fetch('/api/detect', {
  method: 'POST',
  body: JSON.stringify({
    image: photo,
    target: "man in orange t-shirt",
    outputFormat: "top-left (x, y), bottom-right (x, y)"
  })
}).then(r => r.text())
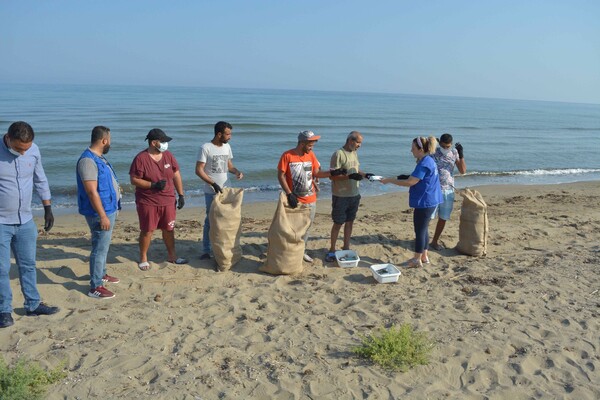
top-left (277, 130), bottom-right (346, 263)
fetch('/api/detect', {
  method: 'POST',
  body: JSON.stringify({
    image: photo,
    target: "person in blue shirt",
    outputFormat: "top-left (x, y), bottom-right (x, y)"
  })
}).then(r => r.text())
top-left (77, 126), bottom-right (121, 299)
top-left (381, 136), bottom-right (443, 268)
top-left (0, 121), bottom-right (59, 329)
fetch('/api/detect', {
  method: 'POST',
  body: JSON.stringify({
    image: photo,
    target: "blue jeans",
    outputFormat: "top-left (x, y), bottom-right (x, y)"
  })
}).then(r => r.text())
top-left (0, 219), bottom-right (41, 313)
top-left (85, 212), bottom-right (117, 289)
top-left (202, 193), bottom-right (215, 254)
top-left (413, 206), bottom-right (437, 254)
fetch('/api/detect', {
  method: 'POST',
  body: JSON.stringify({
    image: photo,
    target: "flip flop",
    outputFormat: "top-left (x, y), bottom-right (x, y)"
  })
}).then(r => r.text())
top-left (325, 252), bottom-right (337, 263)
top-left (169, 257), bottom-right (188, 265)
top-left (421, 257), bottom-right (430, 264)
top-left (405, 258), bottom-right (423, 268)
top-left (138, 261), bottom-right (151, 271)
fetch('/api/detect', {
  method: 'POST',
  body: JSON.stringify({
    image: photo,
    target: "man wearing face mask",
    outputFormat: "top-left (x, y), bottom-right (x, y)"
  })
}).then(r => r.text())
top-left (129, 128), bottom-right (187, 271)
top-left (76, 126), bottom-right (121, 299)
top-left (1, 121), bottom-right (59, 329)
top-left (430, 133), bottom-right (467, 250)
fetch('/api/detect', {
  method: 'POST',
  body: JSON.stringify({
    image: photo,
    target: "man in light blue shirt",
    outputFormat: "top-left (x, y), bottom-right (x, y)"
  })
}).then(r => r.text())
top-left (0, 121), bottom-right (59, 329)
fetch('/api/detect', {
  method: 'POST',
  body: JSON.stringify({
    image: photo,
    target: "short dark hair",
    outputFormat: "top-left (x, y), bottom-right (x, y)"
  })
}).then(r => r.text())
top-left (7, 121), bottom-right (34, 142)
top-left (91, 126), bottom-right (110, 144)
top-left (439, 133), bottom-right (453, 144)
top-left (214, 121), bottom-right (232, 135)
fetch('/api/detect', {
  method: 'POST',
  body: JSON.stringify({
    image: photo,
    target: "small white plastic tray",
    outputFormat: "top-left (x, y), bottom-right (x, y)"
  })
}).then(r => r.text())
top-left (335, 250), bottom-right (360, 268)
top-left (368, 175), bottom-right (383, 182)
top-left (370, 263), bottom-right (401, 283)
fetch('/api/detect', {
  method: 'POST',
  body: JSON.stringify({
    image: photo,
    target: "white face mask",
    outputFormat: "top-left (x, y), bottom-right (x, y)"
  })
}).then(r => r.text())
top-left (157, 142), bottom-right (168, 152)
top-left (439, 147), bottom-right (451, 156)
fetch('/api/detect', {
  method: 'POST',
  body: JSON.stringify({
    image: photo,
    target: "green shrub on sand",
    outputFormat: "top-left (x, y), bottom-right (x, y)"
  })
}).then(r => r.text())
top-left (0, 357), bottom-right (66, 400)
top-left (353, 324), bottom-right (434, 371)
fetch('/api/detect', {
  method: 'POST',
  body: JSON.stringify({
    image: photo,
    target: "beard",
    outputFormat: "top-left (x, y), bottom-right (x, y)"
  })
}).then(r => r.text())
top-left (102, 144), bottom-right (110, 154)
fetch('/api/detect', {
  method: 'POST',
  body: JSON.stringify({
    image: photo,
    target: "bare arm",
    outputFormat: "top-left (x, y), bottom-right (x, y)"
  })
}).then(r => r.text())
top-left (278, 170), bottom-right (292, 194)
top-left (195, 161), bottom-right (213, 184)
top-left (381, 176), bottom-right (420, 187)
top-left (228, 159), bottom-right (243, 180)
top-left (456, 158), bottom-right (467, 175)
top-left (173, 170), bottom-right (184, 196)
top-left (82, 180), bottom-right (111, 230)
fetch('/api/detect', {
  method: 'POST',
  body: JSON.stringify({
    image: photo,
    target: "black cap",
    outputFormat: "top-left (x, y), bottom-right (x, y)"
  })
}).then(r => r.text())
top-left (145, 128), bottom-right (172, 142)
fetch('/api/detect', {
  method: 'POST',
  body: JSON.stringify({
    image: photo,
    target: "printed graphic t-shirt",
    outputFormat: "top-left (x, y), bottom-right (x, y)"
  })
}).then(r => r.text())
top-left (277, 149), bottom-right (320, 204)
top-left (197, 142), bottom-right (233, 194)
top-left (432, 147), bottom-right (460, 191)
top-left (129, 150), bottom-right (179, 206)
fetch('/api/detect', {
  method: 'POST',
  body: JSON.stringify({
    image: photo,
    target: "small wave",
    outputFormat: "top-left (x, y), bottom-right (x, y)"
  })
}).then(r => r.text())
top-left (463, 168), bottom-right (600, 177)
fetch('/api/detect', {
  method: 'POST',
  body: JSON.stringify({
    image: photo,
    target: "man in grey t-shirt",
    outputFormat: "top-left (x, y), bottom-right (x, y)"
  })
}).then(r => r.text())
top-left (195, 121), bottom-right (243, 260)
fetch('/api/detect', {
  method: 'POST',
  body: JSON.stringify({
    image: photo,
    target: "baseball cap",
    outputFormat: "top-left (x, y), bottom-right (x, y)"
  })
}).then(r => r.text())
top-left (298, 130), bottom-right (321, 141)
top-left (145, 128), bottom-right (172, 142)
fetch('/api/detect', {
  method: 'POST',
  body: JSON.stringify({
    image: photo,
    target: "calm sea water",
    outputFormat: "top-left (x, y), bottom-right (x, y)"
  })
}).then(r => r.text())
top-left (1, 83), bottom-right (599, 212)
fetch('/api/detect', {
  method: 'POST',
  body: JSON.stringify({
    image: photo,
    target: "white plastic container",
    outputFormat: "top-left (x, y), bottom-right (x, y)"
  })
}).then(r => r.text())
top-left (335, 250), bottom-right (360, 268)
top-left (370, 263), bottom-right (401, 283)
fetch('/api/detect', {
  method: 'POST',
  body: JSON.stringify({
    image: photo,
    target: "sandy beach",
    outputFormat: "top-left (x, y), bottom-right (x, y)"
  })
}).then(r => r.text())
top-left (1, 182), bottom-right (599, 399)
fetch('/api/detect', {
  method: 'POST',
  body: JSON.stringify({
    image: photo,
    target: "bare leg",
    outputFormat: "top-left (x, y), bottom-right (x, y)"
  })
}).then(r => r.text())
top-left (139, 231), bottom-right (153, 263)
top-left (329, 223), bottom-right (343, 252)
top-left (431, 218), bottom-right (447, 248)
top-left (342, 220), bottom-right (354, 250)
top-left (162, 229), bottom-right (176, 261)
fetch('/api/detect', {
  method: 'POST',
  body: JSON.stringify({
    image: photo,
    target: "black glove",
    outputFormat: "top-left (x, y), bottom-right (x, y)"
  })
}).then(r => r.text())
top-left (330, 168), bottom-right (347, 177)
top-left (287, 192), bottom-right (298, 209)
top-left (177, 195), bottom-right (185, 210)
top-left (365, 173), bottom-right (374, 179)
top-left (397, 174), bottom-right (410, 180)
top-left (348, 173), bottom-right (363, 181)
top-left (211, 182), bottom-right (223, 194)
top-left (43, 205), bottom-right (54, 232)
top-left (455, 142), bottom-right (464, 159)
top-left (151, 179), bottom-right (167, 191)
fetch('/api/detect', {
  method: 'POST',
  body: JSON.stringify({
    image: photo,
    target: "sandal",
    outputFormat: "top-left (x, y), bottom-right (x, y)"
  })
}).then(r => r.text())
top-left (138, 261), bottom-right (151, 271)
top-left (168, 257), bottom-right (188, 265)
top-left (421, 257), bottom-right (430, 264)
top-left (406, 258), bottom-right (423, 268)
top-left (325, 252), bottom-right (337, 263)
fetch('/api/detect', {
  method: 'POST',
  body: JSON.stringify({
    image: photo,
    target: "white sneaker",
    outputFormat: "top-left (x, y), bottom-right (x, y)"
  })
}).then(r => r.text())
top-left (303, 253), bottom-right (314, 263)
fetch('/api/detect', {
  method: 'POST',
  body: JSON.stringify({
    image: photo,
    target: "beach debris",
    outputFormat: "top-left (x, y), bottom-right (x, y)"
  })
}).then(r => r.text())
top-left (153, 294), bottom-right (162, 302)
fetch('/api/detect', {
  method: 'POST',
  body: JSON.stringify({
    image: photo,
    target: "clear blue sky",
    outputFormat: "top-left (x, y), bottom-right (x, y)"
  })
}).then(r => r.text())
top-left (1, 0), bottom-right (599, 104)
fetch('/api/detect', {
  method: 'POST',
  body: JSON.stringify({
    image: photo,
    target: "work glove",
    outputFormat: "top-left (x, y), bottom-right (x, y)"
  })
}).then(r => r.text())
top-left (330, 168), bottom-right (347, 176)
top-left (455, 142), bottom-right (464, 159)
top-left (177, 195), bottom-right (185, 210)
top-left (397, 174), bottom-right (410, 180)
top-left (151, 179), bottom-right (167, 191)
top-left (44, 205), bottom-right (54, 232)
top-left (211, 182), bottom-right (223, 194)
top-left (348, 173), bottom-right (363, 181)
top-left (287, 192), bottom-right (298, 209)
top-left (365, 173), bottom-right (374, 180)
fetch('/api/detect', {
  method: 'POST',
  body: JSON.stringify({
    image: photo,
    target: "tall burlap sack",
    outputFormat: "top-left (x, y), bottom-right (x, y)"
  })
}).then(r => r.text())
top-left (209, 187), bottom-right (244, 271)
top-left (456, 188), bottom-right (488, 256)
top-left (259, 192), bottom-right (311, 275)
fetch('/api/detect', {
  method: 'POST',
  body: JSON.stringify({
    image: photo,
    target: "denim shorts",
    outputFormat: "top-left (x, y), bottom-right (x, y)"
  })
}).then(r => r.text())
top-left (331, 195), bottom-right (361, 224)
top-left (432, 189), bottom-right (455, 221)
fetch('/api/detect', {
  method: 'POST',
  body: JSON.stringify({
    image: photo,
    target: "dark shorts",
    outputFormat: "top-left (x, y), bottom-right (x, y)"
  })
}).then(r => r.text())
top-left (331, 195), bottom-right (361, 225)
top-left (136, 203), bottom-right (176, 232)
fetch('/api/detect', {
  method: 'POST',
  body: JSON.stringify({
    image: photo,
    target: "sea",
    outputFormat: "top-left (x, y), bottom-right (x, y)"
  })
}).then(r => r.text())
top-left (1, 83), bottom-right (599, 214)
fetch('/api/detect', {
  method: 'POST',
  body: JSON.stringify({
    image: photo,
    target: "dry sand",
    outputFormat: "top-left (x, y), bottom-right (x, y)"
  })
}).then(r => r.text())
top-left (1, 182), bottom-right (599, 399)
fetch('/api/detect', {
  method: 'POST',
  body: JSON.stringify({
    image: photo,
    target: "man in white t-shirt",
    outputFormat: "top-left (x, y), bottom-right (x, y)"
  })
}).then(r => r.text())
top-left (195, 121), bottom-right (243, 260)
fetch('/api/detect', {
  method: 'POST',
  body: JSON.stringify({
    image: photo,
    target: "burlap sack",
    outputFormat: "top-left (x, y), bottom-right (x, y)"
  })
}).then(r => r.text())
top-left (209, 187), bottom-right (244, 271)
top-left (456, 188), bottom-right (488, 256)
top-left (259, 192), bottom-right (311, 275)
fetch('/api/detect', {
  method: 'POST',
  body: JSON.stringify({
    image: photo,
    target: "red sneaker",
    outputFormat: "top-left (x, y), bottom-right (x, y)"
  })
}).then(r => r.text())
top-left (88, 286), bottom-right (115, 299)
top-left (102, 274), bottom-right (120, 284)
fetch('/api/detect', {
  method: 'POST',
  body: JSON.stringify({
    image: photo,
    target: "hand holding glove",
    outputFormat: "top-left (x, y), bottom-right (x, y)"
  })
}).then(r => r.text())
top-left (151, 179), bottom-right (167, 191)
top-left (397, 174), bottom-right (410, 180)
top-left (177, 195), bottom-right (185, 210)
top-left (211, 182), bottom-right (223, 194)
top-left (330, 168), bottom-right (347, 177)
top-left (44, 205), bottom-right (54, 232)
top-left (348, 173), bottom-right (363, 181)
top-left (286, 192), bottom-right (298, 208)
top-left (455, 142), bottom-right (464, 159)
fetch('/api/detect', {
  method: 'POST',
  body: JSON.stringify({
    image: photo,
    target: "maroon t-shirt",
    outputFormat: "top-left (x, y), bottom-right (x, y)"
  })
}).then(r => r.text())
top-left (129, 149), bottom-right (180, 206)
